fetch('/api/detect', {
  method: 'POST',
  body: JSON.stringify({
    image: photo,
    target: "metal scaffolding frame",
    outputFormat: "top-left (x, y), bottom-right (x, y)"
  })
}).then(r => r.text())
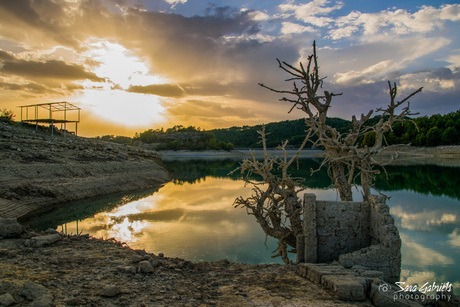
top-left (18, 102), bottom-right (81, 136)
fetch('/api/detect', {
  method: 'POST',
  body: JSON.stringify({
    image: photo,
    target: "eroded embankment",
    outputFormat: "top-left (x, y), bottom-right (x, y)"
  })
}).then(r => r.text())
top-left (0, 121), bottom-right (172, 219)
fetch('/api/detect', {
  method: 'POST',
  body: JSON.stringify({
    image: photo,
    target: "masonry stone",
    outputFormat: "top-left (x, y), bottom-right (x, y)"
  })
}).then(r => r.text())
top-left (301, 193), bottom-right (401, 284)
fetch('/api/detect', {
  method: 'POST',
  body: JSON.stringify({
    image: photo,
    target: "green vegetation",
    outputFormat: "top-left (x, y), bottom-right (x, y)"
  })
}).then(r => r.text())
top-left (361, 110), bottom-right (460, 147)
top-left (93, 135), bottom-right (132, 145)
top-left (210, 117), bottom-right (350, 148)
top-left (135, 125), bottom-right (234, 151)
top-left (0, 108), bottom-right (15, 121)
top-left (94, 110), bottom-right (460, 150)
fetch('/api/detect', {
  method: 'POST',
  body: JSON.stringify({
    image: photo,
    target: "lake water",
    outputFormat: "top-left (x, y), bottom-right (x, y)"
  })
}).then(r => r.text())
top-left (24, 157), bottom-right (460, 292)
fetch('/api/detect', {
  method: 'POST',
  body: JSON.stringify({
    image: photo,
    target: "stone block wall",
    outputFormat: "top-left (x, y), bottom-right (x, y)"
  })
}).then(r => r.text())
top-left (298, 193), bottom-right (401, 283)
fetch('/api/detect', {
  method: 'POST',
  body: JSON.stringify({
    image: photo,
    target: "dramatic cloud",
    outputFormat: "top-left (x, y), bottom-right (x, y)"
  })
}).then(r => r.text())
top-left (328, 4), bottom-right (460, 40)
top-left (127, 84), bottom-right (186, 98)
top-left (1, 58), bottom-right (104, 83)
top-left (279, 0), bottom-right (344, 27)
top-left (401, 233), bottom-right (454, 266)
top-left (0, 0), bottom-right (459, 135)
top-left (449, 229), bottom-right (460, 248)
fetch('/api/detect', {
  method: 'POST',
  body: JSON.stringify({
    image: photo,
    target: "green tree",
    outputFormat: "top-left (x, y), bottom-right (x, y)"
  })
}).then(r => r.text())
top-left (0, 108), bottom-right (15, 121)
top-left (426, 126), bottom-right (442, 146)
top-left (361, 132), bottom-right (376, 147)
top-left (442, 126), bottom-right (458, 145)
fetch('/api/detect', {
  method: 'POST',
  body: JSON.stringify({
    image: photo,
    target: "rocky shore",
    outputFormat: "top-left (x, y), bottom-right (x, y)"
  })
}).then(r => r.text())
top-left (0, 121), bottom-right (171, 219)
top-left (0, 223), bottom-right (373, 307)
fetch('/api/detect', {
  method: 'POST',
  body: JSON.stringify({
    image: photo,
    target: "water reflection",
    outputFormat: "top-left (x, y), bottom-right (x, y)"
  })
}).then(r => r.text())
top-left (22, 158), bottom-right (460, 291)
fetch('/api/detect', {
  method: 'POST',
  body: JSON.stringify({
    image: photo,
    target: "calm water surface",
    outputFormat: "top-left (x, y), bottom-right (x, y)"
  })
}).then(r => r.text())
top-left (24, 158), bottom-right (460, 292)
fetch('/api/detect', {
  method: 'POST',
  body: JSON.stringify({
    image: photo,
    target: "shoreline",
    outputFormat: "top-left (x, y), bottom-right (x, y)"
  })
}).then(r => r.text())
top-left (158, 145), bottom-right (460, 166)
top-left (2, 122), bottom-right (460, 305)
top-left (0, 121), bottom-right (172, 220)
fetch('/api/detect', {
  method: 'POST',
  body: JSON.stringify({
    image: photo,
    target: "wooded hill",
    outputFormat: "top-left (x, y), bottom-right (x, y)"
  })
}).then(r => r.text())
top-left (96, 109), bottom-right (460, 149)
top-left (211, 109), bottom-right (460, 148)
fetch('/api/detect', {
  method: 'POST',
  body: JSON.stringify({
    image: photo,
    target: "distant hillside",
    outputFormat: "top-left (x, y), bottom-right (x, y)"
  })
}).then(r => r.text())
top-left (96, 109), bottom-right (460, 149)
top-left (209, 117), bottom-right (351, 148)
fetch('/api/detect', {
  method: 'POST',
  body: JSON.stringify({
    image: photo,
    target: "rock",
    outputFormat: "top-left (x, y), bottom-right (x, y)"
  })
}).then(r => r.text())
top-left (138, 260), bottom-right (154, 273)
top-left (27, 234), bottom-right (61, 247)
top-left (0, 293), bottom-right (15, 306)
top-left (20, 282), bottom-right (51, 300)
top-left (132, 254), bottom-right (143, 263)
top-left (117, 152), bottom-right (128, 160)
top-left (65, 297), bottom-right (81, 305)
top-left (0, 218), bottom-right (22, 237)
top-left (118, 266), bottom-right (137, 274)
top-left (45, 228), bottom-right (59, 234)
top-left (143, 254), bottom-right (152, 261)
top-left (29, 295), bottom-right (53, 307)
top-left (101, 285), bottom-right (120, 297)
top-left (212, 259), bottom-right (230, 266)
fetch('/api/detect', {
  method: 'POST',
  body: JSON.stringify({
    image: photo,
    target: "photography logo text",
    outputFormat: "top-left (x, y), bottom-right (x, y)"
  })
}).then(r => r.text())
top-left (378, 281), bottom-right (453, 302)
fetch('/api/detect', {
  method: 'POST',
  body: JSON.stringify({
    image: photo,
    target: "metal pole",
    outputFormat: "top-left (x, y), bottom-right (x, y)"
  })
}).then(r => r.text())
top-left (64, 102), bottom-right (67, 138)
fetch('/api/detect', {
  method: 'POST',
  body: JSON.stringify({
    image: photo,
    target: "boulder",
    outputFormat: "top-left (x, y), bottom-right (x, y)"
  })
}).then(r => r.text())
top-left (138, 260), bottom-right (154, 273)
top-left (20, 282), bottom-right (51, 301)
top-left (25, 234), bottom-right (61, 247)
top-left (0, 218), bottom-right (22, 237)
top-left (100, 285), bottom-right (120, 297)
top-left (0, 293), bottom-right (15, 306)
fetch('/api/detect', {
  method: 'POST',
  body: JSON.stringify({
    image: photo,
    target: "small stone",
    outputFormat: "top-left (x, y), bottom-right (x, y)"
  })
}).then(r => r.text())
top-left (66, 297), bottom-right (80, 305)
top-left (212, 259), bottom-right (230, 266)
top-left (101, 285), bottom-right (120, 297)
top-left (118, 266), bottom-right (137, 274)
top-left (29, 234), bottom-right (61, 247)
top-left (0, 293), bottom-right (15, 306)
top-left (138, 260), bottom-right (154, 273)
top-left (20, 282), bottom-right (51, 300)
top-left (132, 254), bottom-right (143, 263)
top-left (0, 217), bottom-right (22, 237)
top-left (143, 254), bottom-right (152, 261)
top-left (29, 295), bottom-right (53, 307)
top-left (117, 152), bottom-right (128, 160)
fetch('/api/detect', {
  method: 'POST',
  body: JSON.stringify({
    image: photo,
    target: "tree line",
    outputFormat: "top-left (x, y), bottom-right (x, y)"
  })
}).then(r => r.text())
top-left (95, 125), bottom-right (234, 151)
top-left (361, 110), bottom-right (460, 147)
top-left (95, 109), bottom-right (460, 150)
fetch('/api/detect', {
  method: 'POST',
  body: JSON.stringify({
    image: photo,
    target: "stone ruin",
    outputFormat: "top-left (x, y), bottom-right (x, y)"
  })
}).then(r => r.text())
top-left (297, 193), bottom-right (401, 283)
top-left (294, 193), bottom-right (418, 304)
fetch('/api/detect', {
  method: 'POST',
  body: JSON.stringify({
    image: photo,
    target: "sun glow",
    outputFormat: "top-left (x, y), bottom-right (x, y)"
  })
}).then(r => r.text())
top-left (84, 40), bottom-right (166, 88)
top-left (74, 88), bottom-right (166, 127)
top-left (73, 40), bottom-right (169, 128)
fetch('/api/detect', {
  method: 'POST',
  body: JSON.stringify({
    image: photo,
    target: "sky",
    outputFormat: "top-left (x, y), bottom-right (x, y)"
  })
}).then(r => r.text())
top-left (0, 0), bottom-right (459, 137)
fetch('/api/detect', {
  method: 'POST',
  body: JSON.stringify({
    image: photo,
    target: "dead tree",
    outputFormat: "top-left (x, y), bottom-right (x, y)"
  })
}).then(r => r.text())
top-left (259, 41), bottom-right (423, 201)
top-left (232, 41), bottom-right (422, 263)
top-left (231, 126), bottom-right (312, 264)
